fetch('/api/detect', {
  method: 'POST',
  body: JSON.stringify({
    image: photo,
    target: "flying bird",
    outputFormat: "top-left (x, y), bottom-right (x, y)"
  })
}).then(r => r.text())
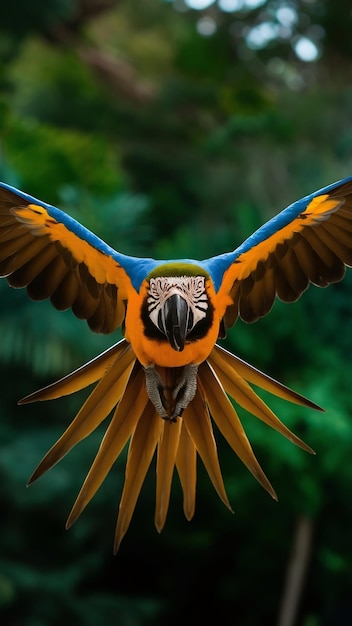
top-left (1, 177), bottom-right (352, 552)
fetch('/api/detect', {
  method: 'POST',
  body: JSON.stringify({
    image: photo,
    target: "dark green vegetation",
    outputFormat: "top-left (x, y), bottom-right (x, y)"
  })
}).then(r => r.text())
top-left (1, 1), bottom-right (352, 624)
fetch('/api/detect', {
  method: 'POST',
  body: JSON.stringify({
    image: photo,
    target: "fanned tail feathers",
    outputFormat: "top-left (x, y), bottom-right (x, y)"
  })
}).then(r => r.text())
top-left (26, 341), bottom-right (317, 552)
top-left (208, 345), bottom-right (317, 454)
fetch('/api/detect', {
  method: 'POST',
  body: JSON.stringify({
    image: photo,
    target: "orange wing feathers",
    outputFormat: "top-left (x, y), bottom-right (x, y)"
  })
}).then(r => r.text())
top-left (209, 179), bottom-right (352, 325)
top-left (0, 186), bottom-right (133, 333)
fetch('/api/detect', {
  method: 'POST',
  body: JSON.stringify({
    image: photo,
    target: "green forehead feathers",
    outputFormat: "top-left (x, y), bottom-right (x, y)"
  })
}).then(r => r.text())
top-left (147, 262), bottom-right (210, 280)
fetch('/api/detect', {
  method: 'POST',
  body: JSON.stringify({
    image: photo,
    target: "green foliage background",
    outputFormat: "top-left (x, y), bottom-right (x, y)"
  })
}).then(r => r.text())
top-left (1, 1), bottom-right (352, 624)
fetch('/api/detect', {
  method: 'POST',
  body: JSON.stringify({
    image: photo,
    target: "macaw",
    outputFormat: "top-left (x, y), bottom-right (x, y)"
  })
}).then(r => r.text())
top-left (1, 177), bottom-right (352, 552)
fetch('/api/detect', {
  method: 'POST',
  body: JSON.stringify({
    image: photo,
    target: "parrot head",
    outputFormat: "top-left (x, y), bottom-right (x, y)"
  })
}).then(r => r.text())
top-left (142, 264), bottom-right (214, 352)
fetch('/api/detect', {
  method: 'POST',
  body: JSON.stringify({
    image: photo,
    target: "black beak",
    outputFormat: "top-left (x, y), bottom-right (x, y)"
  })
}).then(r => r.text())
top-left (160, 293), bottom-right (191, 352)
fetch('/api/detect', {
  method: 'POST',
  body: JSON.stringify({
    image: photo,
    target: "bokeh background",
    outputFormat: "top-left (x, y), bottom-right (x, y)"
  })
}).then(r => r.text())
top-left (1, 1), bottom-right (352, 624)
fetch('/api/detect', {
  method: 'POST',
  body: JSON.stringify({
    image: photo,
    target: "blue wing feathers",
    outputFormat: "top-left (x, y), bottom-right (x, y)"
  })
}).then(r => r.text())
top-left (2, 177), bottom-right (351, 293)
top-left (202, 177), bottom-right (352, 291)
top-left (0, 181), bottom-right (127, 261)
top-left (0, 182), bottom-right (209, 290)
top-left (0, 181), bottom-right (157, 289)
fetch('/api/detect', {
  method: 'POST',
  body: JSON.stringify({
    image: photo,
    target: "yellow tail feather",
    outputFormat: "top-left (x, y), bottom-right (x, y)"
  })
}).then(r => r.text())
top-left (209, 347), bottom-right (314, 454)
top-left (183, 384), bottom-right (232, 512)
top-left (212, 344), bottom-right (322, 411)
top-left (199, 361), bottom-right (278, 500)
top-left (66, 362), bottom-right (147, 528)
top-left (175, 424), bottom-right (197, 521)
top-left (155, 417), bottom-right (182, 533)
top-left (114, 404), bottom-right (162, 554)
top-left (20, 339), bottom-right (131, 403)
top-left (28, 345), bottom-right (136, 484)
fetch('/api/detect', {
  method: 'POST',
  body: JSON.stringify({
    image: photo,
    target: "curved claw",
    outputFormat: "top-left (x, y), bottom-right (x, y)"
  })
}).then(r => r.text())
top-left (172, 364), bottom-right (199, 417)
top-left (144, 364), bottom-right (199, 421)
top-left (144, 366), bottom-right (168, 418)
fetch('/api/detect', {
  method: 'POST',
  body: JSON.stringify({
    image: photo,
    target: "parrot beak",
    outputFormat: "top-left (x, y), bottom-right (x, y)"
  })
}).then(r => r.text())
top-left (160, 293), bottom-right (191, 352)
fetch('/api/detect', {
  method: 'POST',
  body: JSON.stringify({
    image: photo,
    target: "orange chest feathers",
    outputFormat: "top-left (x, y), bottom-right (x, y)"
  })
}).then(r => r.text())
top-left (124, 277), bottom-right (224, 367)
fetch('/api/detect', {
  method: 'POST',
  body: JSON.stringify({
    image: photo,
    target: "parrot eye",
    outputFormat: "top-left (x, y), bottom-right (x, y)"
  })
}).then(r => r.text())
top-left (147, 275), bottom-right (208, 334)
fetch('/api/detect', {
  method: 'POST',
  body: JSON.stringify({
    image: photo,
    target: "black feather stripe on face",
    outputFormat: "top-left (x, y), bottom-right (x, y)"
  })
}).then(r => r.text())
top-left (141, 275), bottom-right (214, 344)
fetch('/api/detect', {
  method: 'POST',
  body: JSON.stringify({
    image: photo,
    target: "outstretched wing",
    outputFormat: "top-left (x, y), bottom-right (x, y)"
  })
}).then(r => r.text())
top-left (205, 177), bottom-right (352, 326)
top-left (0, 182), bottom-right (136, 333)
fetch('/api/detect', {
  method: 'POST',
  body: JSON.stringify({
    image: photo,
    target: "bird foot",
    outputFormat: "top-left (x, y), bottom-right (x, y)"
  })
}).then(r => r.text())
top-left (144, 364), bottom-right (199, 421)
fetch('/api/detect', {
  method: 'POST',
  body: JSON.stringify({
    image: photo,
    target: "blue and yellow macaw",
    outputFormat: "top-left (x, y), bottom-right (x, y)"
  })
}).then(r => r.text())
top-left (1, 177), bottom-right (352, 552)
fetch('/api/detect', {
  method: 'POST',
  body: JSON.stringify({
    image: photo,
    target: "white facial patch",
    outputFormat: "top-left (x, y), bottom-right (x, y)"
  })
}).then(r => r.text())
top-left (147, 276), bottom-right (208, 332)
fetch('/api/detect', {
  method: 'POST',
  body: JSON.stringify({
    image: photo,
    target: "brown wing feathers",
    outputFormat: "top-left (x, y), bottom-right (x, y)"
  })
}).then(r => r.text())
top-left (225, 190), bottom-right (352, 325)
top-left (0, 202), bottom-right (124, 334)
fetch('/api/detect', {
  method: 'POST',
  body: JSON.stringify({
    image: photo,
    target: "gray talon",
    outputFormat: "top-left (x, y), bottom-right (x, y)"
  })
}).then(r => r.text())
top-left (172, 364), bottom-right (198, 417)
top-left (144, 364), bottom-right (199, 421)
top-left (144, 366), bottom-right (168, 418)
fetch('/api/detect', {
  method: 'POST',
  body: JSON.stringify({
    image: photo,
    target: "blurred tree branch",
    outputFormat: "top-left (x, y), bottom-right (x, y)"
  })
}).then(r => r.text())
top-left (75, 46), bottom-right (155, 102)
top-left (46, 0), bottom-right (155, 103)
top-left (277, 516), bottom-right (314, 626)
